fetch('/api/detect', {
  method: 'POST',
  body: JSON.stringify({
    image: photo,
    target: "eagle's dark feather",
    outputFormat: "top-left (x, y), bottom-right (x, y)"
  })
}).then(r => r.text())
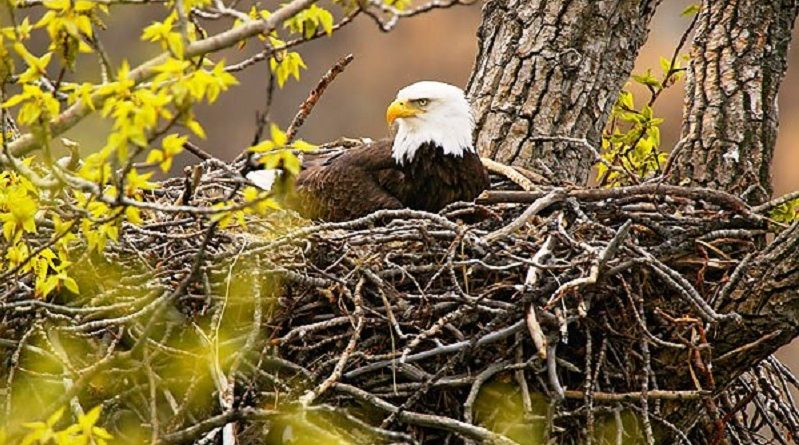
top-left (289, 139), bottom-right (489, 221)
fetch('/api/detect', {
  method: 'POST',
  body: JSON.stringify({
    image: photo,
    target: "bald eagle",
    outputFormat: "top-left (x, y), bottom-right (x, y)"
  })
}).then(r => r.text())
top-left (247, 81), bottom-right (489, 221)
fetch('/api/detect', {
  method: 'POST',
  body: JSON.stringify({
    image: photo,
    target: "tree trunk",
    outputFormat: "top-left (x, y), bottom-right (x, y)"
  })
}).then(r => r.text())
top-left (674, 0), bottom-right (799, 374)
top-left (468, 0), bottom-right (799, 440)
top-left (670, 0), bottom-right (799, 205)
top-left (467, 0), bottom-right (661, 185)
top-left (659, 0), bottom-right (799, 438)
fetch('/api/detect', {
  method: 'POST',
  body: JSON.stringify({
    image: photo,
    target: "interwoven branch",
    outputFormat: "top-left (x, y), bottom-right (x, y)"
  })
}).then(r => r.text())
top-left (1, 160), bottom-right (798, 444)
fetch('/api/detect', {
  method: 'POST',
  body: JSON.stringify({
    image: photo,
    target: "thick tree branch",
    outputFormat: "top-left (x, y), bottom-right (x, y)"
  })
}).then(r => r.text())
top-left (467, 0), bottom-right (661, 184)
top-left (713, 220), bottom-right (799, 378)
top-left (651, 1), bottom-right (799, 438)
top-left (669, 0), bottom-right (799, 204)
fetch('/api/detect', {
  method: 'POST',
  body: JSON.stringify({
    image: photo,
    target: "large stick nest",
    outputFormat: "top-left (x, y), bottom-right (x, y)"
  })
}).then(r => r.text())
top-left (3, 157), bottom-right (799, 445)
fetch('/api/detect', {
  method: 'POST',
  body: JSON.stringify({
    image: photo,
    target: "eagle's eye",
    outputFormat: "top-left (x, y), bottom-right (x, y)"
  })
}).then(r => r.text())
top-left (413, 98), bottom-right (429, 107)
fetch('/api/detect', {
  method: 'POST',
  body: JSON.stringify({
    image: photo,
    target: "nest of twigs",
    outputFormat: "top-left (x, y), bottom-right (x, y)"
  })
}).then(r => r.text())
top-left (3, 156), bottom-right (799, 445)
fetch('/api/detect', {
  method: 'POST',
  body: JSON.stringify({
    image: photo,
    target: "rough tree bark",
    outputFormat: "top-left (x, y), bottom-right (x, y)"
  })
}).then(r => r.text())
top-left (468, 0), bottom-right (799, 440)
top-left (715, 222), bottom-right (799, 384)
top-left (658, 0), bottom-right (799, 436)
top-left (466, 0), bottom-right (660, 185)
top-left (670, 0), bottom-right (799, 205)
top-left (676, 0), bottom-right (799, 373)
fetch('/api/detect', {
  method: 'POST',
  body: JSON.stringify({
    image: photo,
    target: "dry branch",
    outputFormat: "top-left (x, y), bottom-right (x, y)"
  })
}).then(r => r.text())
top-left (2, 158), bottom-right (798, 444)
top-left (285, 54), bottom-right (355, 143)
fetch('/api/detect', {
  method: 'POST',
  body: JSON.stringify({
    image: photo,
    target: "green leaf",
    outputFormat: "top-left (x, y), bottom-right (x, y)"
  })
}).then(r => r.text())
top-left (284, 5), bottom-right (335, 38)
top-left (384, 0), bottom-right (411, 10)
top-left (648, 126), bottom-right (660, 147)
top-left (63, 276), bottom-right (79, 294)
top-left (770, 199), bottom-right (799, 223)
top-left (79, 406), bottom-right (101, 431)
top-left (617, 90), bottom-right (634, 110)
top-left (635, 137), bottom-right (654, 156)
top-left (270, 123), bottom-right (287, 147)
top-left (292, 139), bottom-right (316, 151)
top-left (631, 69), bottom-right (661, 90)
top-left (270, 51), bottom-right (306, 87)
top-left (318, 8), bottom-right (334, 35)
top-left (681, 4), bottom-right (700, 16)
top-left (185, 118), bottom-right (206, 139)
top-left (641, 105), bottom-right (654, 120)
top-left (47, 408), bottom-right (65, 427)
top-left (659, 56), bottom-right (673, 75)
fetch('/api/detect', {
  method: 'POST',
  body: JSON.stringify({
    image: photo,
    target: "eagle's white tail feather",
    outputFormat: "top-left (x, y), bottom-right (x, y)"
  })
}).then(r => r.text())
top-left (246, 170), bottom-right (281, 191)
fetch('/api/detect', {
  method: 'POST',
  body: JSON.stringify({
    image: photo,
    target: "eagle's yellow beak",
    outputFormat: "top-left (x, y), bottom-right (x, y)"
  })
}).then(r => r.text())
top-left (386, 99), bottom-right (420, 126)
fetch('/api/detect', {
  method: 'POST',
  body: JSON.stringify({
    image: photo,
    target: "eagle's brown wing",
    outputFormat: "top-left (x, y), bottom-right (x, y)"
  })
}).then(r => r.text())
top-left (378, 142), bottom-right (490, 213)
top-left (293, 139), bottom-right (404, 221)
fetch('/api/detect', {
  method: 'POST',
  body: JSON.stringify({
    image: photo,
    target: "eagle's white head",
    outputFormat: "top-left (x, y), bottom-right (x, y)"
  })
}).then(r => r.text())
top-left (386, 81), bottom-right (475, 165)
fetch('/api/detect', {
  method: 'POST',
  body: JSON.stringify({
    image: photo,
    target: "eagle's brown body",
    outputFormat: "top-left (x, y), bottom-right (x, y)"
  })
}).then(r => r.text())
top-left (291, 139), bottom-right (489, 221)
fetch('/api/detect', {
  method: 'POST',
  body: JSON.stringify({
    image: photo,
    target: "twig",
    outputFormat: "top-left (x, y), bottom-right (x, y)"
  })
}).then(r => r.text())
top-left (752, 189), bottom-right (799, 214)
top-left (299, 277), bottom-right (365, 405)
top-left (157, 408), bottom-right (277, 444)
top-left (225, 11), bottom-right (360, 74)
top-left (481, 157), bottom-right (537, 191)
top-left (547, 344), bottom-right (565, 399)
top-left (715, 330), bottom-right (784, 363)
top-left (526, 305), bottom-right (548, 360)
top-left (182, 141), bottom-right (214, 161)
top-left (8, 0), bottom-right (318, 158)
top-left (545, 220), bottom-right (632, 308)
top-left (285, 54), bottom-right (355, 143)
top-left (482, 190), bottom-right (565, 242)
top-left (477, 184), bottom-right (751, 213)
top-left (335, 383), bottom-right (519, 445)
top-left (344, 320), bottom-right (525, 379)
